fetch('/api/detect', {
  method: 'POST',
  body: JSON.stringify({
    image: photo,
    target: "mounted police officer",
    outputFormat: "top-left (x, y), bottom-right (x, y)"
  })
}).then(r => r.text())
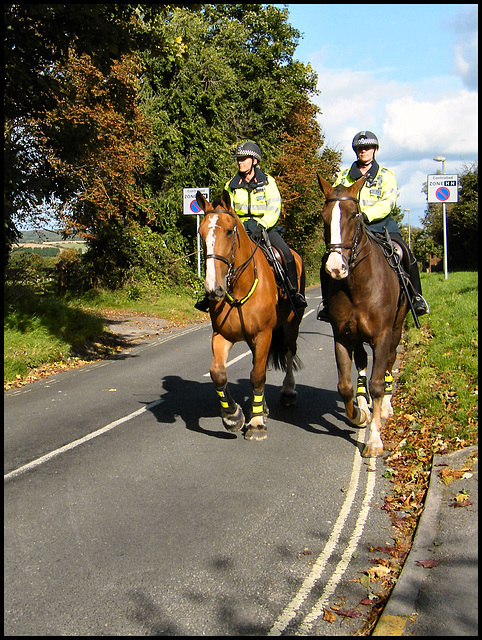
top-left (195, 140), bottom-right (307, 312)
top-left (317, 131), bottom-right (430, 321)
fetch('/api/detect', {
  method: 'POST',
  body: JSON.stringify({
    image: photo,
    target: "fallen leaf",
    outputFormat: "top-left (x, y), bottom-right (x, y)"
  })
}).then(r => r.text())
top-left (336, 608), bottom-right (362, 618)
top-left (449, 498), bottom-right (474, 508)
top-left (366, 565), bottom-right (391, 578)
top-left (415, 558), bottom-right (441, 568)
top-left (323, 608), bottom-right (337, 623)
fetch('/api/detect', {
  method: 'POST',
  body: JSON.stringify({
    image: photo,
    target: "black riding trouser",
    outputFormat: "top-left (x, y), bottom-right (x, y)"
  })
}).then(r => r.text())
top-left (267, 229), bottom-right (299, 292)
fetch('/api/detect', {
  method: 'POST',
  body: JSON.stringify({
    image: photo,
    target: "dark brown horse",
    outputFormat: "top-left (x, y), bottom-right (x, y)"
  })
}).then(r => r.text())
top-left (196, 190), bottom-right (305, 441)
top-left (317, 174), bottom-right (409, 457)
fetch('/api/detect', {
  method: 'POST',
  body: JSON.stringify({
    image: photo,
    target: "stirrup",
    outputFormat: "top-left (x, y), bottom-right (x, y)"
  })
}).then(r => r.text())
top-left (292, 292), bottom-right (307, 310)
top-left (413, 294), bottom-right (430, 316)
top-left (316, 302), bottom-right (330, 322)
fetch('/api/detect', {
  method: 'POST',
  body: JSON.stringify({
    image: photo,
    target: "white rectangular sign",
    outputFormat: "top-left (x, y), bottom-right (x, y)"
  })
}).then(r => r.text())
top-left (183, 187), bottom-right (210, 215)
top-left (427, 174), bottom-right (459, 203)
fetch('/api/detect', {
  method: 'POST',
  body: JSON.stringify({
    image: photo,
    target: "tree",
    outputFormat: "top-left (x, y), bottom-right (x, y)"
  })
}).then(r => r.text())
top-left (274, 98), bottom-right (341, 251)
top-left (3, 3), bottom-right (195, 266)
top-left (448, 163), bottom-right (478, 268)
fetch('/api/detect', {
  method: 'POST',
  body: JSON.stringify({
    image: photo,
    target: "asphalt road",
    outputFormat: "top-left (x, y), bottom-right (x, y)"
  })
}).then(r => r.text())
top-left (5, 292), bottom-right (397, 636)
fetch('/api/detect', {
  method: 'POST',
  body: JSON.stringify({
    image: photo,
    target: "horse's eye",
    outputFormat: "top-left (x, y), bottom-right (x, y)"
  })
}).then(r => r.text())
top-left (226, 229), bottom-right (234, 237)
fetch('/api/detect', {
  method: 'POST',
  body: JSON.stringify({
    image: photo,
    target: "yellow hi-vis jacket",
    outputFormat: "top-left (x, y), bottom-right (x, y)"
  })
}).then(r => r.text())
top-left (333, 161), bottom-right (399, 224)
top-left (225, 168), bottom-right (281, 230)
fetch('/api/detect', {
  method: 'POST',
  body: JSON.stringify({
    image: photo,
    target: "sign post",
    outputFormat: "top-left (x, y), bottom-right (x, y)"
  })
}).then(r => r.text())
top-left (183, 188), bottom-right (209, 279)
top-left (427, 174), bottom-right (458, 280)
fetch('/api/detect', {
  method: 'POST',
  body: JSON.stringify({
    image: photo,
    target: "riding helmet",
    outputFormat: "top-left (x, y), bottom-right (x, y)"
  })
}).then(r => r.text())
top-left (234, 140), bottom-right (262, 161)
top-left (352, 131), bottom-right (379, 150)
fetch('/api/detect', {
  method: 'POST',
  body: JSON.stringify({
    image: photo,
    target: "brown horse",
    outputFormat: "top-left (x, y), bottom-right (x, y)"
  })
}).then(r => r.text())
top-left (317, 174), bottom-right (409, 457)
top-left (196, 190), bottom-right (305, 441)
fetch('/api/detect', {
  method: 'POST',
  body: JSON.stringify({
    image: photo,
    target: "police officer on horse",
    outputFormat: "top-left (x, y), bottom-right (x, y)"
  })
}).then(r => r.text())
top-left (196, 140), bottom-right (307, 312)
top-left (317, 131), bottom-right (430, 321)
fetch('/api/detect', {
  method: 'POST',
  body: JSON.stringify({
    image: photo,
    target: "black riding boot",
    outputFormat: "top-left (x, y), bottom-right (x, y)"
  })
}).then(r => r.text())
top-left (409, 260), bottom-right (430, 316)
top-left (285, 258), bottom-right (307, 311)
top-left (317, 255), bottom-right (330, 321)
top-left (194, 295), bottom-right (210, 312)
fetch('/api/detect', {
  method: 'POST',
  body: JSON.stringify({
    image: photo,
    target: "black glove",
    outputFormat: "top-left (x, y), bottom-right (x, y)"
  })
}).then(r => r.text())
top-left (244, 219), bottom-right (264, 241)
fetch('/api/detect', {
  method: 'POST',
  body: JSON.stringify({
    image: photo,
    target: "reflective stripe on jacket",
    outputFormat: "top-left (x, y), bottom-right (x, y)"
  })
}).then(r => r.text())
top-left (225, 170), bottom-right (281, 230)
top-left (333, 165), bottom-right (398, 224)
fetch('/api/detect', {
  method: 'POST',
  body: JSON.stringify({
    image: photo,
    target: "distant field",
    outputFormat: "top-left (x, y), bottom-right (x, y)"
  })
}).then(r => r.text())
top-left (17, 241), bottom-right (87, 249)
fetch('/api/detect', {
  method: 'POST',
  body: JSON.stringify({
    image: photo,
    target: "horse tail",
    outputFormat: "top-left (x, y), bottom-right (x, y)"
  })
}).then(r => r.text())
top-left (268, 326), bottom-right (302, 372)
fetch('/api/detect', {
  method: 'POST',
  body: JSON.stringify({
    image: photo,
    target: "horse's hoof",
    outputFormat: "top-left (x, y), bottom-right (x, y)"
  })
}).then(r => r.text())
top-left (244, 425), bottom-right (267, 441)
top-left (362, 444), bottom-right (383, 458)
top-left (280, 390), bottom-right (298, 407)
top-left (222, 405), bottom-right (245, 432)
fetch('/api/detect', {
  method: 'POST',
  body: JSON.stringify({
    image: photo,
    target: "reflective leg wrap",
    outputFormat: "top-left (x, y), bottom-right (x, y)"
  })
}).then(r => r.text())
top-left (384, 373), bottom-right (393, 395)
top-left (251, 392), bottom-right (265, 417)
top-left (216, 384), bottom-right (237, 415)
top-left (356, 375), bottom-right (370, 402)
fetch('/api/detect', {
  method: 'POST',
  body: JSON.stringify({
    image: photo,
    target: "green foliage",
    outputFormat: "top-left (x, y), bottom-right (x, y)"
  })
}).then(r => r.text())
top-left (401, 271), bottom-right (478, 441)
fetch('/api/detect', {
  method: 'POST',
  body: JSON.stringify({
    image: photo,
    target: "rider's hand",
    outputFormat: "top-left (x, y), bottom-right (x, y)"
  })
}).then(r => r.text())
top-left (250, 223), bottom-right (264, 241)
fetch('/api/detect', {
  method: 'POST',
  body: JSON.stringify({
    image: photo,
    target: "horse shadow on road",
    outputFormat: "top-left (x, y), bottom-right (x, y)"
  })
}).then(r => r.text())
top-left (146, 375), bottom-right (364, 453)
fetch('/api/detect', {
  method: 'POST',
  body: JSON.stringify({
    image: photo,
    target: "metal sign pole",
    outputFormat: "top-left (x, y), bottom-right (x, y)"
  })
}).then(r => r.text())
top-left (197, 214), bottom-right (201, 279)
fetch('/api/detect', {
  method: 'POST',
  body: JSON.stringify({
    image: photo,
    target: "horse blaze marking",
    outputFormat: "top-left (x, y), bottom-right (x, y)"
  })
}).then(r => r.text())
top-left (205, 214), bottom-right (219, 290)
top-left (327, 202), bottom-right (344, 274)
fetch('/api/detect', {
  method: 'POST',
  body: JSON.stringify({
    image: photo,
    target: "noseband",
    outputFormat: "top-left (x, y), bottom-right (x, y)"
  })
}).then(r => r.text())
top-left (324, 196), bottom-right (369, 269)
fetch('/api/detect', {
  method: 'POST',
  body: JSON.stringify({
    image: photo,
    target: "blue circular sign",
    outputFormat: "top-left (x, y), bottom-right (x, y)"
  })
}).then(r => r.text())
top-left (190, 200), bottom-right (201, 213)
top-left (435, 187), bottom-right (450, 201)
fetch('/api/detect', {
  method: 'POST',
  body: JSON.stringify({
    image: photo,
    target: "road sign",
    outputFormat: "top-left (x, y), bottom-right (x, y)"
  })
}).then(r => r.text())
top-left (183, 187), bottom-right (210, 215)
top-left (427, 174), bottom-right (459, 203)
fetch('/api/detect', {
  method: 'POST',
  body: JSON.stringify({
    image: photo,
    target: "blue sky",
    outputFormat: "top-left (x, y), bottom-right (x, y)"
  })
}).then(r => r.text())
top-left (275, 3), bottom-right (478, 226)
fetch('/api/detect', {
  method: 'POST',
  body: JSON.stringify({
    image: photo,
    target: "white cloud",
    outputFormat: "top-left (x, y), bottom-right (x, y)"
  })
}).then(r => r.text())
top-left (383, 91), bottom-right (478, 158)
top-left (448, 4), bottom-right (478, 90)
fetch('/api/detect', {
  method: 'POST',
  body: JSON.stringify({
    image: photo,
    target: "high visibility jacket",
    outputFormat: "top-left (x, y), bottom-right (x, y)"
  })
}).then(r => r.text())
top-left (333, 160), bottom-right (399, 224)
top-left (225, 168), bottom-right (281, 230)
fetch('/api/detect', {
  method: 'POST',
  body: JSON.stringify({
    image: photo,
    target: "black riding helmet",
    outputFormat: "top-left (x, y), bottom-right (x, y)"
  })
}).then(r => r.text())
top-left (234, 140), bottom-right (262, 162)
top-left (352, 131), bottom-right (379, 151)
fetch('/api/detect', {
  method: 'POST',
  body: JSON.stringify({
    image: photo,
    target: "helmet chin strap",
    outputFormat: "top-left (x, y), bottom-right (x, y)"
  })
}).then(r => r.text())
top-left (239, 157), bottom-right (256, 178)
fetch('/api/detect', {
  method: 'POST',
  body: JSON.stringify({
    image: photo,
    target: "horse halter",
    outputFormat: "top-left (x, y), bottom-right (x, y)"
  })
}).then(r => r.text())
top-left (203, 208), bottom-right (259, 305)
top-left (324, 195), bottom-right (368, 269)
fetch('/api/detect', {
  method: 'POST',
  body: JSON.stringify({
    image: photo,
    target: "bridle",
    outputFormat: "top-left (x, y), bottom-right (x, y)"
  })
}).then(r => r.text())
top-left (203, 208), bottom-right (259, 305)
top-left (324, 195), bottom-right (371, 269)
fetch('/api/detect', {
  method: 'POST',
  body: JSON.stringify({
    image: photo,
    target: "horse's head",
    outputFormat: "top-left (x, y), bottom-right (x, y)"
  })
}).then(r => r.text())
top-left (196, 190), bottom-right (240, 302)
top-left (317, 174), bottom-right (366, 280)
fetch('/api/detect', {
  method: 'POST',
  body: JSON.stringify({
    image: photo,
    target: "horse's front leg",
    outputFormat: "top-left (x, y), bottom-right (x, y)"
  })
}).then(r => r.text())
top-left (211, 332), bottom-right (245, 432)
top-left (244, 332), bottom-right (271, 441)
top-left (335, 341), bottom-right (368, 427)
top-left (362, 335), bottom-right (391, 458)
top-left (354, 344), bottom-right (371, 423)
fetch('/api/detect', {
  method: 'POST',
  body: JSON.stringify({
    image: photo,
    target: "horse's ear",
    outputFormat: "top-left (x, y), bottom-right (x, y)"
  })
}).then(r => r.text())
top-left (221, 189), bottom-right (233, 211)
top-left (349, 175), bottom-right (367, 198)
top-left (196, 190), bottom-right (209, 212)
top-left (317, 174), bottom-right (333, 197)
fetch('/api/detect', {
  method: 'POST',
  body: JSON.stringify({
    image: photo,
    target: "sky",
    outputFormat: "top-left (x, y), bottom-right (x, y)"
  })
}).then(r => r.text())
top-left (275, 3), bottom-right (478, 227)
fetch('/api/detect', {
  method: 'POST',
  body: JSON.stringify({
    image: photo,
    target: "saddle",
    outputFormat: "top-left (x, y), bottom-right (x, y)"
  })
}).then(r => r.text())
top-left (367, 229), bottom-right (411, 277)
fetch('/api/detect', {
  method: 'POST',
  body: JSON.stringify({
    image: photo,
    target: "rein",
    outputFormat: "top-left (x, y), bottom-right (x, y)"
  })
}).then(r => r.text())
top-left (204, 208), bottom-right (260, 306)
top-left (324, 196), bottom-right (371, 269)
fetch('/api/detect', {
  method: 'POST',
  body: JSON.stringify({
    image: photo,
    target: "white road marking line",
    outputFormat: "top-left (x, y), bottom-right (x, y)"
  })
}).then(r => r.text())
top-left (268, 428), bottom-right (367, 636)
top-left (4, 399), bottom-right (164, 483)
top-left (297, 456), bottom-right (377, 633)
top-left (203, 350), bottom-right (252, 377)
